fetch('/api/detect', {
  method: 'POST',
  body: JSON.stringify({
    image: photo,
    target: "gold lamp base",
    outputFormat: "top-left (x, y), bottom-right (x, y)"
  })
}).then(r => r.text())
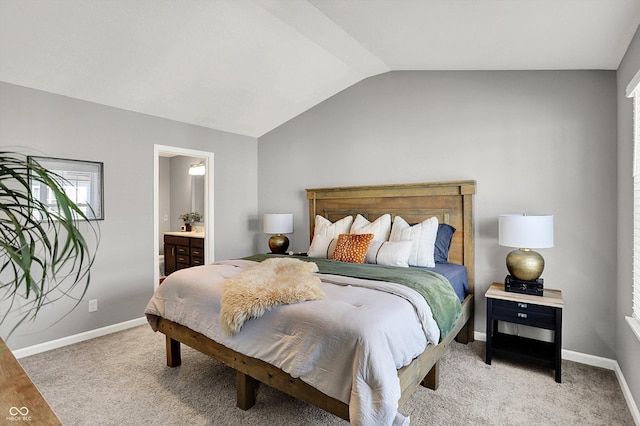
top-left (268, 234), bottom-right (290, 254)
top-left (506, 248), bottom-right (545, 281)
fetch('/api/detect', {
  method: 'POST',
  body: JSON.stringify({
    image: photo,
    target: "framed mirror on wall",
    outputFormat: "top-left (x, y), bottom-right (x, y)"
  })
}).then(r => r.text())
top-left (190, 170), bottom-right (205, 218)
top-left (28, 156), bottom-right (104, 220)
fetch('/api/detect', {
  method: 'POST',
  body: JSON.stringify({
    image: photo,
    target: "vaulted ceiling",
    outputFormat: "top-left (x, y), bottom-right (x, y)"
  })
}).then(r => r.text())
top-left (1, 1), bottom-right (639, 138)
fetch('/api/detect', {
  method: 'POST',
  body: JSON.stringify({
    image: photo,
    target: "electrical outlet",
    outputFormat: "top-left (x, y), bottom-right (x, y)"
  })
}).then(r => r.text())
top-left (89, 299), bottom-right (98, 313)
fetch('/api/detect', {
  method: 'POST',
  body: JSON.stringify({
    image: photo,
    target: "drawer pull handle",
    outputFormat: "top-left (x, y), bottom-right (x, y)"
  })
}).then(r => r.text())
top-left (518, 312), bottom-right (528, 319)
top-left (518, 303), bottom-right (528, 309)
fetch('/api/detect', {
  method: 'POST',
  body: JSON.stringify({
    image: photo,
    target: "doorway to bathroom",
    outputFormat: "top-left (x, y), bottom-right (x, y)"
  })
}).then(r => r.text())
top-left (153, 145), bottom-right (214, 288)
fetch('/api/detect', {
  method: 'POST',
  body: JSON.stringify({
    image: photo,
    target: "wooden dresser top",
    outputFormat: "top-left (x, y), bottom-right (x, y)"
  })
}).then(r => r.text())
top-left (486, 282), bottom-right (564, 308)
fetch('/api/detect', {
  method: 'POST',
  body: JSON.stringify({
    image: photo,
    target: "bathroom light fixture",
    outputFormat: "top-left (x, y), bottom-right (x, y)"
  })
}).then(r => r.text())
top-left (188, 162), bottom-right (205, 175)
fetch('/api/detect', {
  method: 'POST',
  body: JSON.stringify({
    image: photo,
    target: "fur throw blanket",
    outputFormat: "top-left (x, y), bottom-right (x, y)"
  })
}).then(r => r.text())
top-left (220, 257), bottom-right (324, 336)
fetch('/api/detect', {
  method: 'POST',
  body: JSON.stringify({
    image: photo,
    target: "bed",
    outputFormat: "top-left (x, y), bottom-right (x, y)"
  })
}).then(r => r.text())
top-left (145, 180), bottom-right (476, 425)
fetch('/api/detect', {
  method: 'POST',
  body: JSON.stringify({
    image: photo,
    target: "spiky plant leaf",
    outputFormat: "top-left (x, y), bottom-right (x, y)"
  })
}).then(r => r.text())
top-left (0, 152), bottom-right (99, 338)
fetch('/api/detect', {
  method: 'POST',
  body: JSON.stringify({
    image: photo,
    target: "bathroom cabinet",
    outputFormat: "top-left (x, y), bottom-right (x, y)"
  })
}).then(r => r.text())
top-left (164, 233), bottom-right (205, 275)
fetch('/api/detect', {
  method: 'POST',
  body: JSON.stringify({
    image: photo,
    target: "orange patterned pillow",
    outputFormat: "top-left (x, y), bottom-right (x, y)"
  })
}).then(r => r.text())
top-left (330, 233), bottom-right (374, 263)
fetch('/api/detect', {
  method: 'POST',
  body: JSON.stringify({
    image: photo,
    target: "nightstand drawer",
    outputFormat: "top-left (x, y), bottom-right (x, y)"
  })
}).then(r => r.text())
top-left (492, 299), bottom-right (554, 314)
top-left (176, 254), bottom-right (190, 264)
top-left (492, 299), bottom-right (556, 328)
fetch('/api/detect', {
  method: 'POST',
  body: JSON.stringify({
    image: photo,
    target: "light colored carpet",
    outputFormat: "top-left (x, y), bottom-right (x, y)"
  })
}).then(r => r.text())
top-left (18, 325), bottom-right (634, 425)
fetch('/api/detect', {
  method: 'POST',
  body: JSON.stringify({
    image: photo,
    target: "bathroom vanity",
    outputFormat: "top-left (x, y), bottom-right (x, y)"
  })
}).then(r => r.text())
top-left (163, 232), bottom-right (205, 275)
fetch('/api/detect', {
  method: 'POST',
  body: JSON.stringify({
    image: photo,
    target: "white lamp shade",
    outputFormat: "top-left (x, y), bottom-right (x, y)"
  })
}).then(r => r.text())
top-left (499, 214), bottom-right (554, 249)
top-left (263, 213), bottom-right (293, 234)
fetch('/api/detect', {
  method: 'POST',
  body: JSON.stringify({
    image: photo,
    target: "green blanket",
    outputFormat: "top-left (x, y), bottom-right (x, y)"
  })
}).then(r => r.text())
top-left (243, 254), bottom-right (461, 342)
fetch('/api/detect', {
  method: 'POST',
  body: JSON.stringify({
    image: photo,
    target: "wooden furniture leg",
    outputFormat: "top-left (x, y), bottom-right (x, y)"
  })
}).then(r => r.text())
top-left (236, 371), bottom-right (258, 410)
top-left (422, 361), bottom-right (439, 390)
top-left (555, 308), bottom-right (563, 383)
top-left (166, 336), bottom-right (182, 367)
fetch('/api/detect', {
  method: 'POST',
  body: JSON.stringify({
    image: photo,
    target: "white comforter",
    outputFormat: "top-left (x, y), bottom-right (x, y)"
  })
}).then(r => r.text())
top-left (145, 259), bottom-right (441, 426)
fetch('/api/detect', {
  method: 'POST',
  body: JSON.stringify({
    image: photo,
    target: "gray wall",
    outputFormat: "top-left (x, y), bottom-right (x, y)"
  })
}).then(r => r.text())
top-left (617, 26), bottom-right (640, 411)
top-left (258, 70), bottom-right (618, 359)
top-left (1, 53), bottom-right (632, 398)
top-left (0, 82), bottom-right (258, 350)
top-left (0, 55), bottom-right (634, 402)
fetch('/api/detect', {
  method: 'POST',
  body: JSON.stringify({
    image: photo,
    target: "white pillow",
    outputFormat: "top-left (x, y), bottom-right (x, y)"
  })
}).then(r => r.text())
top-left (313, 215), bottom-right (353, 238)
top-left (308, 215), bottom-right (353, 258)
top-left (350, 214), bottom-right (392, 242)
top-left (389, 216), bottom-right (439, 267)
top-left (308, 235), bottom-right (338, 258)
top-left (365, 240), bottom-right (412, 267)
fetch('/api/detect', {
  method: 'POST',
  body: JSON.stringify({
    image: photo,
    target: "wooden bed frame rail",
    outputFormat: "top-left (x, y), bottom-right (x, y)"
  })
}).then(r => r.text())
top-left (155, 293), bottom-right (471, 421)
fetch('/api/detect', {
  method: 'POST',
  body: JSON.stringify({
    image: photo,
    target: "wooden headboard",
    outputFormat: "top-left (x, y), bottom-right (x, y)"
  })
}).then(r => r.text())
top-left (305, 180), bottom-right (476, 294)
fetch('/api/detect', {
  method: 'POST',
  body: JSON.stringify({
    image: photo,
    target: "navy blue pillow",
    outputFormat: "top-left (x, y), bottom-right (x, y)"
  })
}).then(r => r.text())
top-left (435, 223), bottom-right (456, 263)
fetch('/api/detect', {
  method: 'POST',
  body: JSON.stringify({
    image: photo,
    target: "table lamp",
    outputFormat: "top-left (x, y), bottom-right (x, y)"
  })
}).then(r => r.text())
top-left (498, 214), bottom-right (554, 281)
top-left (263, 213), bottom-right (293, 254)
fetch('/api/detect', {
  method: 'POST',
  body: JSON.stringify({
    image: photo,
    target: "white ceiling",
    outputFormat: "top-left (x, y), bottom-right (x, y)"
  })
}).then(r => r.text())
top-left (1, 0), bottom-right (640, 138)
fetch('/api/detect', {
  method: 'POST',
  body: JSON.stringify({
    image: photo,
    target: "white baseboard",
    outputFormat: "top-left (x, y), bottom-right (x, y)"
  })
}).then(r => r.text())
top-left (12, 317), bottom-right (148, 359)
top-left (562, 348), bottom-right (618, 370)
top-left (615, 361), bottom-right (640, 426)
top-left (474, 330), bottom-right (487, 342)
top-left (474, 331), bottom-right (640, 425)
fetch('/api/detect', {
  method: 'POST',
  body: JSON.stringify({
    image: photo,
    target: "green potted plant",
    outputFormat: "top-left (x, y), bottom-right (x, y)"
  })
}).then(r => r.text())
top-left (179, 211), bottom-right (201, 231)
top-left (0, 151), bottom-right (98, 339)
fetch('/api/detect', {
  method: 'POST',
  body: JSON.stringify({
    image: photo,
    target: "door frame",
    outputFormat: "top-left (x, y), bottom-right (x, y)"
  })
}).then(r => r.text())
top-left (154, 144), bottom-right (214, 288)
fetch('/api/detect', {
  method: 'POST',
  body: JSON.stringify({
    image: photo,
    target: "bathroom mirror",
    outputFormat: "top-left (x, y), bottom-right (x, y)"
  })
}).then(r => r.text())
top-left (191, 174), bottom-right (204, 217)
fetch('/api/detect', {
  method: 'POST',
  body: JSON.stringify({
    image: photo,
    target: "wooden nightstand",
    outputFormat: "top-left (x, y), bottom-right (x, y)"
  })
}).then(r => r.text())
top-left (485, 282), bottom-right (564, 382)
